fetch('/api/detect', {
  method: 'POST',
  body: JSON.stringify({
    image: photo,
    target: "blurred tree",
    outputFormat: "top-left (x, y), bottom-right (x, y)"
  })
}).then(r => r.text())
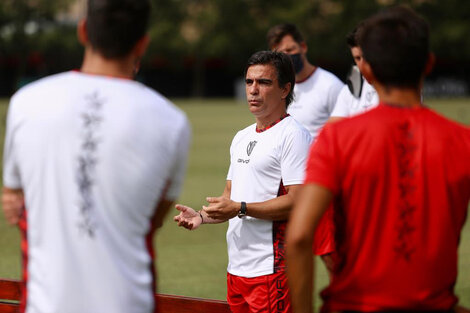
top-left (0, 0), bottom-right (469, 96)
top-left (0, 0), bottom-right (76, 91)
top-left (145, 0), bottom-right (432, 95)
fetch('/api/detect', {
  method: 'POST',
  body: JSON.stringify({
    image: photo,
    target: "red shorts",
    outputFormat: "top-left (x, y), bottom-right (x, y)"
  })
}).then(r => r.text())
top-left (313, 205), bottom-right (335, 256)
top-left (227, 271), bottom-right (291, 313)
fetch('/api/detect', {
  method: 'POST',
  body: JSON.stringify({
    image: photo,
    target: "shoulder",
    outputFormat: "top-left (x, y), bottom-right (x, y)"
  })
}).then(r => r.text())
top-left (325, 105), bottom-right (383, 135)
top-left (362, 79), bottom-right (375, 92)
top-left (11, 72), bottom-right (72, 102)
top-left (331, 86), bottom-right (354, 117)
top-left (9, 72), bottom-right (75, 119)
top-left (315, 68), bottom-right (344, 87)
top-left (424, 106), bottom-right (470, 134)
top-left (149, 90), bottom-right (186, 121)
top-left (121, 81), bottom-right (189, 128)
top-left (336, 84), bottom-right (354, 102)
top-left (279, 117), bottom-right (312, 142)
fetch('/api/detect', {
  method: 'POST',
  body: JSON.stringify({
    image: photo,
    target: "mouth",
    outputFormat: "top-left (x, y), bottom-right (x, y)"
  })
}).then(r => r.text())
top-left (248, 99), bottom-right (261, 105)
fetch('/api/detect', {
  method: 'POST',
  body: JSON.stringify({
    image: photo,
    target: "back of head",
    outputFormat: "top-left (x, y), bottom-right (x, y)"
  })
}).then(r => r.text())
top-left (358, 6), bottom-right (430, 89)
top-left (266, 23), bottom-right (304, 50)
top-left (245, 51), bottom-right (296, 107)
top-left (86, 0), bottom-right (151, 59)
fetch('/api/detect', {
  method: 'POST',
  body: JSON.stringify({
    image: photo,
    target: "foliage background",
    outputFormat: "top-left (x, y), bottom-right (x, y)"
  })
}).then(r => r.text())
top-left (0, 0), bottom-right (469, 97)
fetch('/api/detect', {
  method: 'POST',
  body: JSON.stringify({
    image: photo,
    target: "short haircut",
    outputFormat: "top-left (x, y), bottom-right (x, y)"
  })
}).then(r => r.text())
top-left (358, 6), bottom-right (430, 88)
top-left (266, 23), bottom-right (305, 50)
top-left (346, 22), bottom-right (365, 48)
top-left (86, 0), bottom-right (151, 59)
top-left (245, 51), bottom-right (296, 108)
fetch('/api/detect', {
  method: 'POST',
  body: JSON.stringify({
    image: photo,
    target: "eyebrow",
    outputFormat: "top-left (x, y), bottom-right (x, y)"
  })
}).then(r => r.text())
top-left (245, 78), bottom-right (273, 84)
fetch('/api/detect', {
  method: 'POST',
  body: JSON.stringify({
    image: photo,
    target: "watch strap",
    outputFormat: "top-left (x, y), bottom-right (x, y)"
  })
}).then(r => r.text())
top-left (238, 201), bottom-right (247, 218)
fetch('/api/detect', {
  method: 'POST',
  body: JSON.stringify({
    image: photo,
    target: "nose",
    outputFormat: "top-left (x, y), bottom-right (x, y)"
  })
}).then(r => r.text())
top-left (248, 81), bottom-right (258, 95)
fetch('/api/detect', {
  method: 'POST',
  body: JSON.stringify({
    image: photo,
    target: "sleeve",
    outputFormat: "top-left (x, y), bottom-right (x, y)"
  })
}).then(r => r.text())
top-left (3, 97), bottom-right (22, 189)
top-left (280, 127), bottom-right (313, 186)
top-left (326, 77), bottom-right (345, 115)
top-left (226, 132), bottom-right (239, 181)
top-left (330, 85), bottom-right (352, 117)
top-left (304, 123), bottom-right (340, 194)
top-left (164, 116), bottom-right (192, 200)
top-left (226, 165), bottom-right (233, 181)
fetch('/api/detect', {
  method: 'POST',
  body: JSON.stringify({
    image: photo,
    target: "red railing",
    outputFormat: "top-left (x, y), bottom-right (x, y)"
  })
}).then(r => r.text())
top-left (0, 278), bottom-right (231, 313)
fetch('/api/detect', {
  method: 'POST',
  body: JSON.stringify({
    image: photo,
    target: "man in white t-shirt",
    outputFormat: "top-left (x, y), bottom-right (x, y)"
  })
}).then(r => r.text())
top-left (329, 24), bottom-right (379, 122)
top-left (266, 23), bottom-right (344, 141)
top-left (2, 1), bottom-right (191, 313)
top-left (174, 51), bottom-right (311, 313)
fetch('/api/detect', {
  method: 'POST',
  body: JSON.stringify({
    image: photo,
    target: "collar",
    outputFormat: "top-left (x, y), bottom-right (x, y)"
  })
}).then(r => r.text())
top-left (256, 113), bottom-right (290, 133)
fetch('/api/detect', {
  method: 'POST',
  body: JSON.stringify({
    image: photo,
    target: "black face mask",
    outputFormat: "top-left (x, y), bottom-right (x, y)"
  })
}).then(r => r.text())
top-left (289, 53), bottom-right (304, 74)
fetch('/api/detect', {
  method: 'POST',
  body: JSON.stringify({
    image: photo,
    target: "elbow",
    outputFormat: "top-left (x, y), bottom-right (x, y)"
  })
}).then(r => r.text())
top-left (286, 227), bottom-right (313, 253)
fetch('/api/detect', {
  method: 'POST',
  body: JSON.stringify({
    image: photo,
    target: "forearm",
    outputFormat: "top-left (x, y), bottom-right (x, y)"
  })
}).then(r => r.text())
top-left (286, 184), bottom-right (333, 313)
top-left (242, 194), bottom-right (293, 221)
top-left (242, 184), bottom-right (301, 220)
top-left (286, 239), bottom-right (314, 313)
top-left (204, 184), bottom-right (301, 221)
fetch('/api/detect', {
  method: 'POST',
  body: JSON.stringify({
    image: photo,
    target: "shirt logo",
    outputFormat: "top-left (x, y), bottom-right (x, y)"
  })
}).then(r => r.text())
top-left (247, 141), bottom-right (257, 156)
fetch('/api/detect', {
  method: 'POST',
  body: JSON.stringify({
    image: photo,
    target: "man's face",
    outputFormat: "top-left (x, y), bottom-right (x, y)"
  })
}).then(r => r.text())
top-left (350, 46), bottom-right (365, 72)
top-left (245, 64), bottom-right (288, 119)
top-left (272, 35), bottom-right (306, 55)
top-left (351, 46), bottom-right (373, 83)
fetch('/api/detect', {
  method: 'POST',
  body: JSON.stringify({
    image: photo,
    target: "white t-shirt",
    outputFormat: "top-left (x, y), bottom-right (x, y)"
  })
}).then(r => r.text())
top-left (331, 78), bottom-right (378, 117)
top-left (226, 116), bottom-right (311, 277)
top-left (287, 67), bottom-right (344, 140)
top-left (3, 71), bottom-right (191, 313)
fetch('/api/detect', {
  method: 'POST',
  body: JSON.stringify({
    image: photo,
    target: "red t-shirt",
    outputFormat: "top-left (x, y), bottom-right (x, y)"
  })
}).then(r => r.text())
top-left (305, 103), bottom-right (470, 312)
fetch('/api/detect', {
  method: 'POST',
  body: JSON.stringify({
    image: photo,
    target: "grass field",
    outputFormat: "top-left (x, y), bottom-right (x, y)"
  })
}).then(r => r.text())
top-left (0, 97), bottom-right (469, 309)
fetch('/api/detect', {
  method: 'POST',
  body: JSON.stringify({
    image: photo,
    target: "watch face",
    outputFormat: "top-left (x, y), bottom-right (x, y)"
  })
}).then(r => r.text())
top-left (238, 212), bottom-right (246, 218)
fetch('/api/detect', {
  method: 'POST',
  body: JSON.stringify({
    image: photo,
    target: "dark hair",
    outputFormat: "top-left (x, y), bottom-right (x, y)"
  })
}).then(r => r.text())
top-left (346, 22), bottom-right (365, 48)
top-left (266, 23), bottom-right (305, 50)
top-left (358, 6), bottom-right (430, 88)
top-left (86, 0), bottom-right (151, 59)
top-left (245, 51), bottom-right (296, 107)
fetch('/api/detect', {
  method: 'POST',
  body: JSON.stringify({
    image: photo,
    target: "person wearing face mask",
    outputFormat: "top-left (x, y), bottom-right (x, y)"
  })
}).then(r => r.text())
top-left (329, 23), bottom-right (379, 123)
top-left (267, 23), bottom-right (344, 141)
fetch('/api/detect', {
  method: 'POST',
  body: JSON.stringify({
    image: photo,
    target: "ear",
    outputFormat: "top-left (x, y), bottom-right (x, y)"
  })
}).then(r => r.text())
top-left (281, 82), bottom-right (291, 100)
top-left (300, 41), bottom-right (308, 54)
top-left (77, 18), bottom-right (88, 46)
top-left (133, 35), bottom-right (150, 58)
top-left (424, 53), bottom-right (435, 76)
top-left (361, 59), bottom-right (376, 85)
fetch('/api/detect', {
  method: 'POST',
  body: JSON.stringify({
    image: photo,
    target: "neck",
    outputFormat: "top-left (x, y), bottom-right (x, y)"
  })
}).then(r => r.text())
top-left (295, 61), bottom-right (316, 83)
top-left (375, 83), bottom-right (422, 108)
top-left (255, 110), bottom-right (288, 130)
top-left (80, 48), bottom-right (135, 79)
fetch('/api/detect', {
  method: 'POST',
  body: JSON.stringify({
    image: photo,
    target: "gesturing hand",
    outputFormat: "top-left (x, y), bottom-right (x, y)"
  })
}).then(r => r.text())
top-left (203, 196), bottom-right (238, 221)
top-left (173, 204), bottom-right (202, 230)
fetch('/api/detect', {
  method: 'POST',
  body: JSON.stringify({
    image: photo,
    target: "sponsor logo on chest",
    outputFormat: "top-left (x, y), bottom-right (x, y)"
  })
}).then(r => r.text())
top-left (238, 140), bottom-right (257, 164)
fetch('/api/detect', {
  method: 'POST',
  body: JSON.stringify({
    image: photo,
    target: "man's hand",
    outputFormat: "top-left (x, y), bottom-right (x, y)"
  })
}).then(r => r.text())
top-left (173, 204), bottom-right (202, 230)
top-left (2, 188), bottom-right (24, 225)
top-left (203, 196), bottom-right (238, 220)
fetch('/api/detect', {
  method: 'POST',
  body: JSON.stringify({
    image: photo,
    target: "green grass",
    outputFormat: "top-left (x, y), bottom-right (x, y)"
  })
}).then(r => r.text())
top-left (0, 97), bottom-right (469, 308)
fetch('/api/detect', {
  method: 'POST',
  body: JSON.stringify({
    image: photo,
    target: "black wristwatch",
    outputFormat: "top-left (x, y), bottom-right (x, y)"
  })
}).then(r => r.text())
top-left (238, 201), bottom-right (247, 218)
